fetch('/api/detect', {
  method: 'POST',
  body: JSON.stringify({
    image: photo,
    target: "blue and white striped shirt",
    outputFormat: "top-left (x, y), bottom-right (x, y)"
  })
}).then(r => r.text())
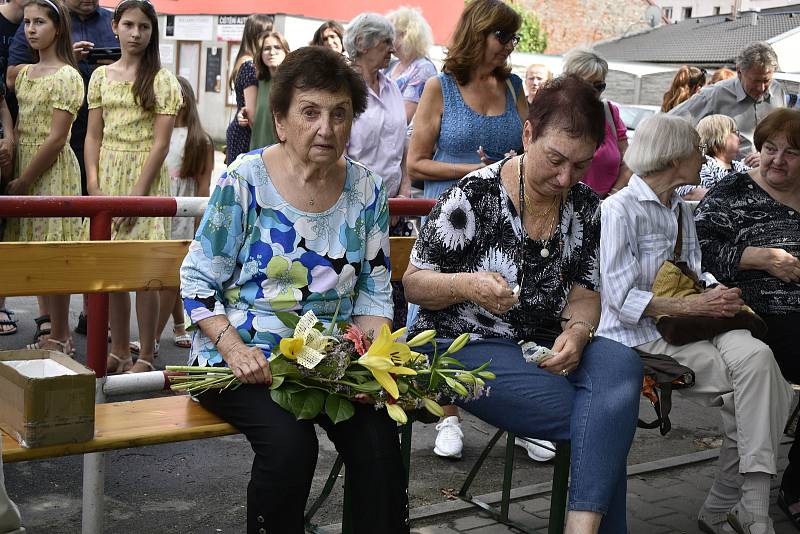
top-left (597, 175), bottom-right (715, 348)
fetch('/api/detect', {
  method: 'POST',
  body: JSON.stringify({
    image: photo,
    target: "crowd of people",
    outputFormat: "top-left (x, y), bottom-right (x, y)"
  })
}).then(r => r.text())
top-left (1, 0), bottom-right (800, 533)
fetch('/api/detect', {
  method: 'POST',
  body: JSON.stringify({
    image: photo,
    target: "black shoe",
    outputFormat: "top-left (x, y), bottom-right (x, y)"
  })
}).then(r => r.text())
top-left (779, 489), bottom-right (800, 531)
top-left (74, 312), bottom-right (87, 335)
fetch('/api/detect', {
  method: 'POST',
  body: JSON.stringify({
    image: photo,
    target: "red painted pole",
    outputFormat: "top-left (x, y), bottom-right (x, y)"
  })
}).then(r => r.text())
top-left (87, 211), bottom-right (112, 378)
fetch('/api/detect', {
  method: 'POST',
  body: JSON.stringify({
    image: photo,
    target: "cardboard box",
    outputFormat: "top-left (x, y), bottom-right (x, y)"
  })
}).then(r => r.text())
top-left (0, 350), bottom-right (95, 448)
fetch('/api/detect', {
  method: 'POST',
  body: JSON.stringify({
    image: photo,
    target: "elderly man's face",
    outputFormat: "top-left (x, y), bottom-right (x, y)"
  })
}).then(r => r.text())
top-left (739, 65), bottom-right (774, 100)
top-left (525, 66), bottom-right (549, 99)
top-left (65, 0), bottom-right (98, 17)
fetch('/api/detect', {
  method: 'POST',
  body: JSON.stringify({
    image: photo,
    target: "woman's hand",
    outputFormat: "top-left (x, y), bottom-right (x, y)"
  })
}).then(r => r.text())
top-left (762, 248), bottom-right (800, 283)
top-left (468, 272), bottom-right (519, 314)
top-left (5, 177), bottom-right (31, 195)
top-left (237, 108), bottom-right (249, 127)
top-left (476, 146), bottom-right (517, 167)
top-left (224, 345), bottom-right (272, 385)
top-left (539, 327), bottom-right (589, 376)
top-left (685, 285), bottom-right (744, 317)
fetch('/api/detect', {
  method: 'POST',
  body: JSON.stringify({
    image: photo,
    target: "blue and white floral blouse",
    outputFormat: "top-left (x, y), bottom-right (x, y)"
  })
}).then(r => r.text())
top-left (180, 150), bottom-right (393, 367)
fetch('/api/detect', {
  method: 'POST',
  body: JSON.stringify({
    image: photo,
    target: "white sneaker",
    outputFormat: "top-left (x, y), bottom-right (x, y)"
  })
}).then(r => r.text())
top-left (514, 437), bottom-right (557, 462)
top-left (434, 416), bottom-right (463, 459)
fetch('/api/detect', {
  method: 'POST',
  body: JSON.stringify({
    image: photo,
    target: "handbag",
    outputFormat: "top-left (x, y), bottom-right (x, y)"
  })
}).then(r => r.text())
top-left (650, 205), bottom-right (767, 345)
top-left (636, 350), bottom-right (695, 435)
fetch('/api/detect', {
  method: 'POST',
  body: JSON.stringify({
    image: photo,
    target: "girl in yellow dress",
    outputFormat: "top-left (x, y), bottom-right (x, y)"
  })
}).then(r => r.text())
top-left (6, 0), bottom-right (83, 355)
top-left (85, 0), bottom-right (181, 373)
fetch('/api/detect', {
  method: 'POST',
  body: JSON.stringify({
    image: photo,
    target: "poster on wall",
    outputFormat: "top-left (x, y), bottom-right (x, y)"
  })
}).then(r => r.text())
top-left (169, 15), bottom-right (213, 41)
top-left (205, 47), bottom-right (222, 93)
top-left (159, 43), bottom-right (174, 64)
top-left (217, 15), bottom-right (247, 41)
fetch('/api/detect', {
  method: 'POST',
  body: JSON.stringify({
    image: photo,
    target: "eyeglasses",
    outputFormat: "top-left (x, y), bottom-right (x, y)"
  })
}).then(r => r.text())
top-left (493, 30), bottom-right (521, 47)
top-left (591, 81), bottom-right (607, 93)
top-left (263, 45), bottom-right (284, 53)
top-left (698, 143), bottom-right (708, 157)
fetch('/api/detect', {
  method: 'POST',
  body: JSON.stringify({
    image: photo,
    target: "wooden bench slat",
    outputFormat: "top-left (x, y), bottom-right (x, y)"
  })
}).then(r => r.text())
top-left (0, 236), bottom-right (415, 296)
top-left (1, 395), bottom-right (236, 463)
top-left (0, 240), bottom-right (189, 296)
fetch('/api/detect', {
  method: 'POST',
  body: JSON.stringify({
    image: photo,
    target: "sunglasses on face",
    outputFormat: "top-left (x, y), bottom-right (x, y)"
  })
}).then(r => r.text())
top-left (591, 81), bottom-right (607, 92)
top-left (493, 30), bottom-right (521, 47)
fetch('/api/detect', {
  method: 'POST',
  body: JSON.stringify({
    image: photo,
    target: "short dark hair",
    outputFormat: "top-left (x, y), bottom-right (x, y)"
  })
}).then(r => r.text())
top-left (527, 74), bottom-right (605, 147)
top-left (270, 46), bottom-right (368, 119)
top-left (754, 108), bottom-right (800, 152)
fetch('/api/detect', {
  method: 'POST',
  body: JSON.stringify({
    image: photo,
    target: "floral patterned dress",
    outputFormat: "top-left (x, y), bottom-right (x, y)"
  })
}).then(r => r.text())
top-left (180, 151), bottom-right (393, 367)
top-left (409, 159), bottom-right (601, 342)
top-left (7, 65), bottom-right (83, 242)
top-left (87, 66), bottom-right (182, 240)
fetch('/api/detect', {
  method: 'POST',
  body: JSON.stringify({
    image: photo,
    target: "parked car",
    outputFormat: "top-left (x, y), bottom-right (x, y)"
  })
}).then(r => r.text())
top-left (615, 104), bottom-right (659, 140)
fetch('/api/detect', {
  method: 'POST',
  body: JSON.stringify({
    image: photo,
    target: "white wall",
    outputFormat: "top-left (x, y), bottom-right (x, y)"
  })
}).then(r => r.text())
top-left (654, 0), bottom-right (798, 21)
top-left (770, 29), bottom-right (800, 72)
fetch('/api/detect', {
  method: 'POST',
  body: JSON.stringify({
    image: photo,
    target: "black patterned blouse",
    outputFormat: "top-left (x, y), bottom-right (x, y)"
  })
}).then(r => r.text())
top-left (409, 159), bottom-right (601, 341)
top-left (695, 171), bottom-right (800, 315)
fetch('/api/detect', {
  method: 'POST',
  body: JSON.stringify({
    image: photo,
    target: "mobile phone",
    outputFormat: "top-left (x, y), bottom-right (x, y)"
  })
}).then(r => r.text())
top-left (520, 341), bottom-right (557, 364)
top-left (86, 47), bottom-right (121, 64)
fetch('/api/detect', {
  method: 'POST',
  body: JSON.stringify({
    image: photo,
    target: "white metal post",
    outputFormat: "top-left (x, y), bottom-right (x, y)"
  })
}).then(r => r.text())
top-left (81, 378), bottom-right (106, 534)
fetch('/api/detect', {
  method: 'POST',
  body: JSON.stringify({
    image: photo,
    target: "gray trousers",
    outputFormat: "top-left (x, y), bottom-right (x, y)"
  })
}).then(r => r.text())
top-left (0, 441), bottom-right (24, 534)
top-left (638, 329), bottom-right (794, 480)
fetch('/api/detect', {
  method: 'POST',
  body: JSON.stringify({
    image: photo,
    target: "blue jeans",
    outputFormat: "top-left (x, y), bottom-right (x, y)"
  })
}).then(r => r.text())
top-left (427, 337), bottom-right (642, 533)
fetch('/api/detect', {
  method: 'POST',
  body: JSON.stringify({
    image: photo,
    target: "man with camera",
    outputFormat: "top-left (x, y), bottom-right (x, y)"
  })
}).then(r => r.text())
top-left (5, 0), bottom-right (117, 196)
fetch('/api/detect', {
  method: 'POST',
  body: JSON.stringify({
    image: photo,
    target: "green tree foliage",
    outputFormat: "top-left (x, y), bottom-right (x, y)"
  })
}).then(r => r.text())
top-left (509, 1), bottom-right (547, 53)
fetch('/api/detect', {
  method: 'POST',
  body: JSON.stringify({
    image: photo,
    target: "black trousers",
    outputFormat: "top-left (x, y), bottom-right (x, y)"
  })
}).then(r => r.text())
top-left (764, 313), bottom-right (800, 495)
top-left (198, 385), bottom-right (409, 534)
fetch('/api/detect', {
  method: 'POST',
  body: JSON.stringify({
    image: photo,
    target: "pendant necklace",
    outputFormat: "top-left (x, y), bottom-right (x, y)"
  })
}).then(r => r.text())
top-left (518, 155), bottom-right (559, 258)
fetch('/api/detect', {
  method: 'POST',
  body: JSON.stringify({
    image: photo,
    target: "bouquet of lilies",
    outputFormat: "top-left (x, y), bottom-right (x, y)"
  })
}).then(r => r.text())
top-left (167, 311), bottom-right (494, 424)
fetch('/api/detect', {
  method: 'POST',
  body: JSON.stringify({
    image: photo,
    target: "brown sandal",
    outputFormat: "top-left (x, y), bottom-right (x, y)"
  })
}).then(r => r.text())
top-left (125, 358), bottom-right (155, 373)
top-left (107, 353), bottom-right (133, 374)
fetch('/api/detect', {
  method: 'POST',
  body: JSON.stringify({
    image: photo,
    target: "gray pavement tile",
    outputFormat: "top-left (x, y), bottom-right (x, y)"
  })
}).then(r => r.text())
top-left (627, 516), bottom-right (673, 534)
top-left (450, 514), bottom-right (497, 531)
top-left (411, 527), bottom-right (462, 534)
top-left (460, 524), bottom-right (518, 533)
top-left (519, 497), bottom-right (551, 514)
top-left (625, 500), bottom-right (675, 521)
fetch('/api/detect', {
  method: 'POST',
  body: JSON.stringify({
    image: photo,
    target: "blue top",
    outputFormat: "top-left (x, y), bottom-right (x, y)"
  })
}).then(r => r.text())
top-left (180, 150), bottom-right (394, 367)
top-left (423, 72), bottom-right (524, 202)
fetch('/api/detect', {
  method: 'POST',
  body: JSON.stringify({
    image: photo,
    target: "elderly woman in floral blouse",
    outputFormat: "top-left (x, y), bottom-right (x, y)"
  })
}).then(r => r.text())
top-left (403, 75), bottom-right (642, 534)
top-left (180, 47), bottom-right (408, 534)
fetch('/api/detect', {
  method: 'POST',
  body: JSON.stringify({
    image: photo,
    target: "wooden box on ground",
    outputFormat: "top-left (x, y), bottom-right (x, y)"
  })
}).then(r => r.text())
top-left (0, 350), bottom-right (95, 448)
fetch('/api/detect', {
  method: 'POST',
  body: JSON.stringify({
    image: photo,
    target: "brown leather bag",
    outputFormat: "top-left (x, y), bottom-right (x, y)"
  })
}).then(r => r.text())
top-left (651, 205), bottom-right (767, 346)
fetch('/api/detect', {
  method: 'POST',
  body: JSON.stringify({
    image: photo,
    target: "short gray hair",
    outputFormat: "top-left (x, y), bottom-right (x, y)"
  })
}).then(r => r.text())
top-left (736, 41), bottom-right (779, 72)
top-left (344, 13), bottom-right (395, 59)
top-left (624, 114), bottom-right (699, 176)
top-left (562, 47), bottom-right (608, 81)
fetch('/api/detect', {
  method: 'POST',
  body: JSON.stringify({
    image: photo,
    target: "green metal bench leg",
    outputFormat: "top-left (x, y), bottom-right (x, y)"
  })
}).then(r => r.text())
top-left (548, 442), bottom-right (570, 534)
top-left (458, 429), bottom-right (570, 534)
top-left (304, 454), bottom-right (345, 533)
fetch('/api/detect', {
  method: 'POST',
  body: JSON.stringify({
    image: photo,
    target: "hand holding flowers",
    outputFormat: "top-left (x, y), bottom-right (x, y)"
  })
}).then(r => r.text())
top-left (168, 311), bottom-right (494, 424)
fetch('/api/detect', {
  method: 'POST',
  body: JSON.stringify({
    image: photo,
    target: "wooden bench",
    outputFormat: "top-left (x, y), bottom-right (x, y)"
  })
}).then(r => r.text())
top-left (0, 236), bottom-right (417, 465)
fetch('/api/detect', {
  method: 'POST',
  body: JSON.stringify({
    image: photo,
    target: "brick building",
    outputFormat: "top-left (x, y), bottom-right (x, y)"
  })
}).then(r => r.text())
top-left (520, 0), bottom-right (663, 54)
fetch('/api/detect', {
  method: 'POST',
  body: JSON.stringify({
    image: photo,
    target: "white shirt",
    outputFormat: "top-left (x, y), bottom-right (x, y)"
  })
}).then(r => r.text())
top-left (347, 71), bottom-right (406, 197)
top-left (597, 175), bottom-right (716, 348)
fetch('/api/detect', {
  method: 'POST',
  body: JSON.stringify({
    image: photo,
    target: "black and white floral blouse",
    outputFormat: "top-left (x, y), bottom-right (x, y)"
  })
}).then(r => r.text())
top-left (409, 159), bottom-right (601, 341)
top-left (695, 171), bottom-right (800, 315)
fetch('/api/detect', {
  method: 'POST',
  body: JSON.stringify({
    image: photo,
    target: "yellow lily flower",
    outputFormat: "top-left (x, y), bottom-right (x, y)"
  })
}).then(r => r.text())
top-left (386, 403), bottom-right (408, 424)
top-left (357, 324), bottom-right (417, 399)
top-left (277, 311), bottom-right (333, 369)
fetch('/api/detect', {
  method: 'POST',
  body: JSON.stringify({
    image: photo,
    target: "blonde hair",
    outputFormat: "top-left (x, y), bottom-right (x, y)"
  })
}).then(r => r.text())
top-left (562, 47), bottom-right (608, 81)
top-left (386, 6), bottom-right (433, 60)
top-left (696, 115), bottom-right (736, 158)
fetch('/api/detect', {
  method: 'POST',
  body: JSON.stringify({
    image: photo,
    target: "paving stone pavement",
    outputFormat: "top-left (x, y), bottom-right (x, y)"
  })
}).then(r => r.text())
top-left (409, 442), bottom-right (798, 534)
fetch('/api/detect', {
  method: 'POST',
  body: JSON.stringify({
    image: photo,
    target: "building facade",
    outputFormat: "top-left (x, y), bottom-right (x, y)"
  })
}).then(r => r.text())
top-left (654, 0), bottom-right (799, 22)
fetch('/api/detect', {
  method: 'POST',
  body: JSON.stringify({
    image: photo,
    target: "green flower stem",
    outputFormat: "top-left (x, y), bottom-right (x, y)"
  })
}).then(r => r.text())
top-left (166, 366), bottom-right (233, 373)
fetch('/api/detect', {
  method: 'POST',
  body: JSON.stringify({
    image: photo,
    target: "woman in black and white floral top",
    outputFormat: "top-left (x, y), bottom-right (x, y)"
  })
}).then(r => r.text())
top-left (676, 114), bottom-right (749, 200)
top-left (696, 108), bottom-right (800, 528)
top-left (404, 76), bottom-right (642, 534)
